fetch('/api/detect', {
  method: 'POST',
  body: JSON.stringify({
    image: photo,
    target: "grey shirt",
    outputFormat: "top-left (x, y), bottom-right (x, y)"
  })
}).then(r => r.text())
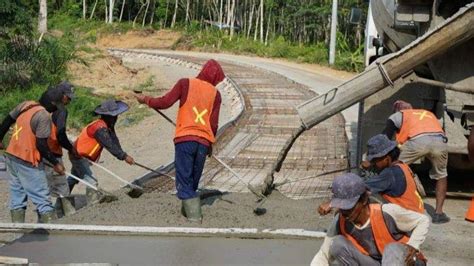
top-left (388, 111), bottom-right (444, 139)
top-left (9, 102), bottom-right (51, 138)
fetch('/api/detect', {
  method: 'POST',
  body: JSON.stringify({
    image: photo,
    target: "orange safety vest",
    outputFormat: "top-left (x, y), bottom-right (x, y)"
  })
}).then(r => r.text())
top-left (75, 119), bottom-right (108, 161)
top-left (48, 122), bottom-right (63, 156)
top-left (382, 162), bottom-right (425, 213)
top-left (396, 109), bottom-right (444, 144)
top-left (6, 101), bottom-right (45, 166)
top-left (339, 204), bottom-right (410, 257)
top-left (175, 78), bottom-right (217, 143)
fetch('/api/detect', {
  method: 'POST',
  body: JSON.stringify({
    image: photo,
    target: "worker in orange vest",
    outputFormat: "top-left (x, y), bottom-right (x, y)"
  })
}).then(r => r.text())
top-left (311, 173), bottom-right (429, 265)
top-left (0, 98), bottom-right (66, 223)
top-left (39, 81), bottom-right (77, 217)
top-left (364, 134), bottom-right (425, 213)
top-left (67, 100), bottom-right (134, 204)
top-left (466, 128), bottom-right (474, 222)
top-left (135, 59), bottom-right (225, 222)
top-left (318, 134), bottom-right (425, 216)
top-left (383, 100), bottom-right (449, 224)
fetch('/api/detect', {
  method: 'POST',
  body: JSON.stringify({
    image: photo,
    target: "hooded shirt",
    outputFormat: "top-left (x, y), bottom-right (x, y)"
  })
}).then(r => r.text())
top-left (144, 59), bottom-right (224, 147)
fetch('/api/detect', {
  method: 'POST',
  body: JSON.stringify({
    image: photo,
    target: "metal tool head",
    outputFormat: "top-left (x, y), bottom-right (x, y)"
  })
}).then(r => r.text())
top-left (126, 186), bottom-right (144, 198)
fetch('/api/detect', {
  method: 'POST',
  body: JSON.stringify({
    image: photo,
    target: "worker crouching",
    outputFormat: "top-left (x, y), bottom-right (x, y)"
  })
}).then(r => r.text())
top-left (311, 173), bottom-right (429, 266)
top-left (67, 100), bottom-right (134, 204)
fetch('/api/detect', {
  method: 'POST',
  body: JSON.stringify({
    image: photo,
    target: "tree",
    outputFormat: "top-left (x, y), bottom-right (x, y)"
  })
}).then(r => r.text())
top-left (38, 0), bottom-right (47, 34)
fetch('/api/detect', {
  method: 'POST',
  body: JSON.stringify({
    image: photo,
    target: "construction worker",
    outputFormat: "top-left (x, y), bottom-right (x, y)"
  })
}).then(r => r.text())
top-left (311, 173), bottom-right (429, 266)
top-left (0, 97), bottom-right (66, 223)
top-left (67, 99), bottom-right (135, 204)
top-left (318, 134), bottom-right (425, 216)
top-left (135, 59), bottom-right (225, 222)
top-left (383, 100), bottom-right (449, 224)
top-left (39, 81), bottom-right (77, 217)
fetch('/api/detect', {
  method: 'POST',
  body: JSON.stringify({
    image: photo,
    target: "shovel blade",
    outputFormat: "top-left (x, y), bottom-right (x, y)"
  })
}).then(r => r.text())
top-left (127, 187), bottom-right (144, 198)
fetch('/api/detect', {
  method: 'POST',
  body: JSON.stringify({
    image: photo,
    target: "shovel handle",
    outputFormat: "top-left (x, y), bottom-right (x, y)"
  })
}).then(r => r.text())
top-left (88, 159), bottom-right (139, 188)
top-left (65, 171), bottom-right (99, 191)
top-left (134, 162), bottom-right (174, 179)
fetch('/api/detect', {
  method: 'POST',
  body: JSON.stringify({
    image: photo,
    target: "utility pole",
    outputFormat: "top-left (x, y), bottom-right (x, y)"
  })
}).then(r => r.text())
top-left (329, 0), bottom-right (337, 65)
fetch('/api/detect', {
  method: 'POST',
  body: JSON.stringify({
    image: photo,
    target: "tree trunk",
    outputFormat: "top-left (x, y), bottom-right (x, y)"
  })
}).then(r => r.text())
top-left (133, 2), bottom-right (146, 27)
top-left (259, 0), bottom-right (263, 42)
top-left (164, 0), bottom-right (170, 28)
top-left (185, 0), bottom-right (190, 24)
top-left (247, 1), bottom-right (254, 38)
top-left (142, 0), bottom-right (150, 27)
top-left (38, 0), bottom-right (47, 34)
top-left (218, 0), bottom-right (223, 28)
top-left (119, 0), bottom-right (126, 22)
top-left (229, 0), bottom-right (236, 38)
top-left (104, 0), bottom-right (108, 23)
top-left (109, 0), bottom-right (115, 23)
top-left (83, 0), bottom-right (87, 19)
top-left (90, 0), bottom-right (99, 19)
top-left (253, 2), bottom-right (259, 41)
top-left (171, 0), bottom-right (178, 28)
top-left (149, 0), bottom-right (155, 25)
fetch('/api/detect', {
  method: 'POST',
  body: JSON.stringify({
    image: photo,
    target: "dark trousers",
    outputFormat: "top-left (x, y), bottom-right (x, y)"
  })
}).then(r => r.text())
top-left (175, 141), bottom-right (209, 200)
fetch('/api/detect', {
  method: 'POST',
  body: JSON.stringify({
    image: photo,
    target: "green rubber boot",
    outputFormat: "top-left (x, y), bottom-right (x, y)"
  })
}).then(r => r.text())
top-left (38, 211), bottom-right (57, 224)
top-left (182, 197), bottom-right (202, 223)
top-left (181, 201), bottom-right (186, 217)
top-left (86, 187), bottom-right (102, 205)
top-left (59, 197), bottom-right (76, 217)
top-left (10, 209), bottom-right (25, 223)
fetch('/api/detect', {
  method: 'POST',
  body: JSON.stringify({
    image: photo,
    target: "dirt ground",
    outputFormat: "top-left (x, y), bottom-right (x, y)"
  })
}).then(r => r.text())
top-left (0, 30), bottom-right (473, 265)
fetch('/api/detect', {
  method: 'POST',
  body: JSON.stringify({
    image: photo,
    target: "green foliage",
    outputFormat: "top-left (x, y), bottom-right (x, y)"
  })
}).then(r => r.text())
top-left (0, 0), bottom-right (34, 37)
top-left (67, 88), bottom-right (104, 129)
top-left (0, 34), bottom-right (78, 92)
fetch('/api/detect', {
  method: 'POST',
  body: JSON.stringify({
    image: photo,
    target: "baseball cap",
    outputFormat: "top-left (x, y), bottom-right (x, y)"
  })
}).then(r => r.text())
top-left (330, 173), bottom-right (367, 210)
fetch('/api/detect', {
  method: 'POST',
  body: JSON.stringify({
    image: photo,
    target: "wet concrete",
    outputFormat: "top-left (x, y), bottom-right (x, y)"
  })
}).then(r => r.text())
top-left (0, 233), bottom-right (322, 265)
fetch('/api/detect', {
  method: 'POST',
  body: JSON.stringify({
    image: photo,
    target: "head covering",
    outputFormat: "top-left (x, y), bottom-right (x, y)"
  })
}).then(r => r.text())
top-left (393, 100), bottom-right (413, 112)
top-left (196, 59), bottom-right (225, 86)
top-left (330, 173), bottom-right (367, 210)
top-left (94, 100), bottom-right (129, 116)
top-left (366, 134), bottom-right (397, 161)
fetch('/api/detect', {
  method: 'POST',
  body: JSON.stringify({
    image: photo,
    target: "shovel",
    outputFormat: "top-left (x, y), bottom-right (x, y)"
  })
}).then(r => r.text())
top-left (65, 170), bottom-right (118, 203)
top-left (134, 161), bottom-right (175, 179)
top-left (87, 159), bottom-right (144, 198)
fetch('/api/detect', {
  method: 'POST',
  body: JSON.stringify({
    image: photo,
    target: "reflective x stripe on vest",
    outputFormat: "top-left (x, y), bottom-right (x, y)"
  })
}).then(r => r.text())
top-left (75, 119), bottom-right (107, 161)
top-left (382, 162), bottom-right (424, 213)
top-left (339, 204), bottom-right (409, 257)
top-left (6, 101), bottom-right (45, 166)
top-left (396, 109), bottom-right (444, 144)
top-left (175, 78), bottom-right (217, 143)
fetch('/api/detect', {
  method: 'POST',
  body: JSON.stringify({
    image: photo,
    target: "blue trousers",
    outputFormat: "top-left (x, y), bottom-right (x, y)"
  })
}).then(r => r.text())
top-left (6, 157), bottom-right (54, 214)
top-left (175, 141), bottom-right (209, 200)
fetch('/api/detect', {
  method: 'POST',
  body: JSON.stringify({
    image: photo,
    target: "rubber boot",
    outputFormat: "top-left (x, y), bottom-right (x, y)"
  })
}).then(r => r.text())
top-left (183, 197), bottom-right (202, 223)
top-left (38, 211), bottom-right (57, 224)
top-left (181, 201), bottom-right (186, 217)
top-left (55, 197), bottom-right (76, 218)
top-left (10, 209), bottom-right (26, 223)
top-left (86, 187), bottom-right (102, 205)
top-left (61, 197), bottom-right (76, 216)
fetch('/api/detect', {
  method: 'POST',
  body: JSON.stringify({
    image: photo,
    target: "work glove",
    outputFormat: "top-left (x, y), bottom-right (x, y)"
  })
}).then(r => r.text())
top-left (53, 163), bottom-right (66, 176)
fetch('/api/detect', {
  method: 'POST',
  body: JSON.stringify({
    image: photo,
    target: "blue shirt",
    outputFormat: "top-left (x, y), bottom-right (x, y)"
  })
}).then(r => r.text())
top-left (365, 165), bottom-right (407, 197)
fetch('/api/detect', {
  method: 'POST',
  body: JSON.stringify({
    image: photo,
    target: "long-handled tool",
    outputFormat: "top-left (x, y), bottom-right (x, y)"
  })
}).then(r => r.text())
top-left (65, 170), bottom-right (118, 203)
top-left (212, 155), bottom-right (267, 216)
top-left (273, 166), bottom-right (359, 188)
top-left (87, 159), bottom-right (144, 198)
top-left (134, 161), bottom-right (175, 179)
top-left (144, 105), bottom-right (267, 215)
